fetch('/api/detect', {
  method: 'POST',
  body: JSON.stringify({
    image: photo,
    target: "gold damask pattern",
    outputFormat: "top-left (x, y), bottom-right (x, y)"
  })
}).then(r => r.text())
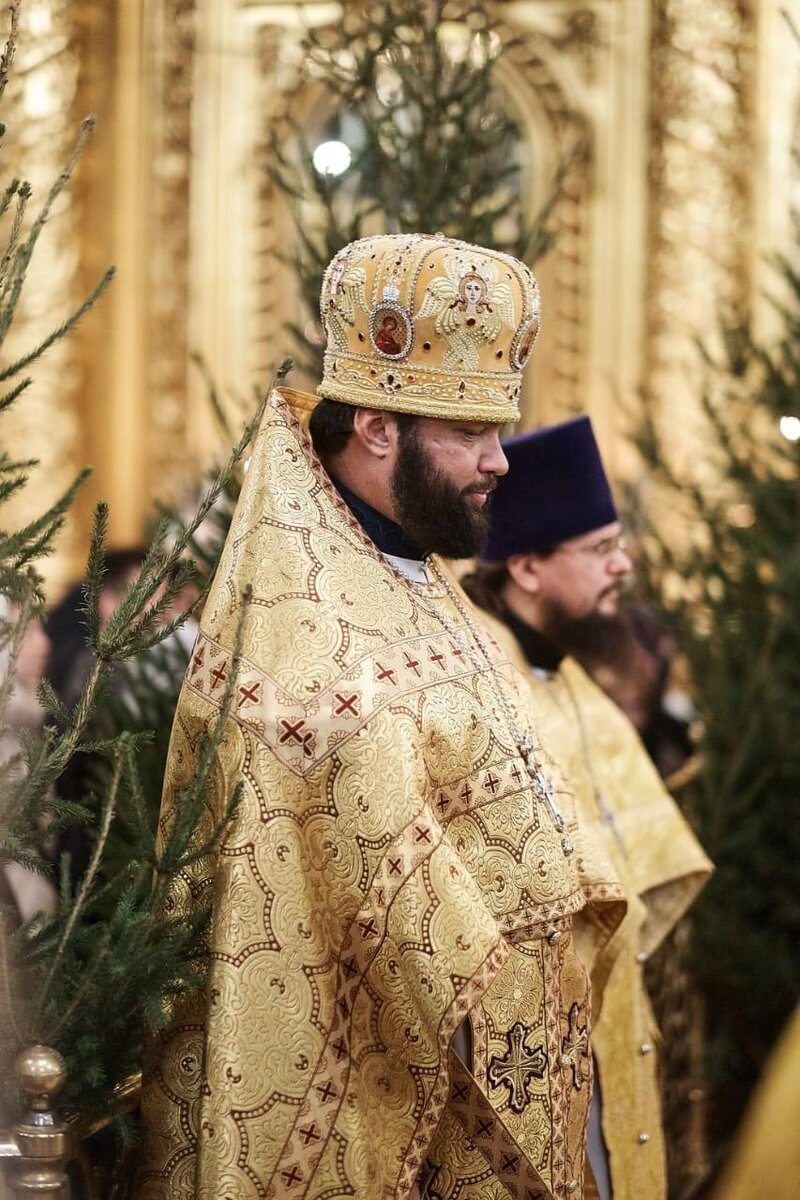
top-left (137, 387), bottom-right (624, 1199)
top-left (482, 627), bottom-right (712, 1200)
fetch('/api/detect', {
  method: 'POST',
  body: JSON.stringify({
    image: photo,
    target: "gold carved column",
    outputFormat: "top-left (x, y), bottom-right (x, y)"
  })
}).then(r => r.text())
top-left (9, 0), bottom-right (795, 588)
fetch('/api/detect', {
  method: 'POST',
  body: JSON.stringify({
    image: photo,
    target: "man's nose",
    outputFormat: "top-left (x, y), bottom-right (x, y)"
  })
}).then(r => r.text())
top-left (609, 545), bottom-right (633, 575)
top-left (481, 433), bottom-right (509, 476)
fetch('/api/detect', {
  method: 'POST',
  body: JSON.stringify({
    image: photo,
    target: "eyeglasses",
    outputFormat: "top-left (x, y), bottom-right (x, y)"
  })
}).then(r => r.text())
top-left (556, 534), bottom-right (629, 560)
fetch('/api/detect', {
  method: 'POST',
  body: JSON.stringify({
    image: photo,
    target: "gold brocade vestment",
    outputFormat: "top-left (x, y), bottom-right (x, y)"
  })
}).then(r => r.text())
top-left (137, 388), bottom-right (624, 1200)
top-left (494, 639), bottom-right (712, 1200)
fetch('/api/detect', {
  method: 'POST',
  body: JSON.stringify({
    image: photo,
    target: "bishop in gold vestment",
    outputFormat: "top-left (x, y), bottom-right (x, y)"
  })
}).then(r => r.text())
top-left (462, 418), bottom-right (712, 1200)
top-left (137, 237), bottom-right (624, 1199)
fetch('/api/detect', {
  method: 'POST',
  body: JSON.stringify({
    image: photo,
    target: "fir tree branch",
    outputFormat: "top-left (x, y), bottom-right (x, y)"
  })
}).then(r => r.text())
top-left (0, 267), bottom-right (115, 382)
top-left (82, 500), bottom-right (109, 649)
top-left (0, 0), bottom-right (19, 105)
top-left (0, 116), bottom-right (101, 349)
top-left (35, 743), bottom-right (126, 1029)
top-left (0, 467), bottom-right (91, 576)
top-left (98, 360), bottom-right (291, 661)
top-left (0, 179), bottom-right (29, 296)
top-left (0, 576), bottom-right (35, 724)
top-left (0, 374), bottom-right (32, 414)
top-left (0, 912), bottom-right (24, 1048)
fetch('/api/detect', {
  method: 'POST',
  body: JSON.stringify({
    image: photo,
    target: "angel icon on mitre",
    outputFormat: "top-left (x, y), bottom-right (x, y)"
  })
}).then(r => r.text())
top-left (322, 250), bottom-right (368, 350)
top-left (414, 250), bottom-right (517, 370)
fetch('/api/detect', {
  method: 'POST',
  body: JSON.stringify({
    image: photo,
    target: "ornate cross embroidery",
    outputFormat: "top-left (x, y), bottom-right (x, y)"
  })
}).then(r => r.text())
top-left (488, 1021), bottom-right (547, 1113)
top-left (209, 662), bottom-right (227, 689)
top-left (238, 681), bottom-right (260, 707)
top-left (278, 718), bottom-right (315, 757)
top-left (333, 692), bottom-right (360, 716)
top-left (560, 1003), bottom-right (590, 1091)
top-left (428, 645), bottom-right (446, 670)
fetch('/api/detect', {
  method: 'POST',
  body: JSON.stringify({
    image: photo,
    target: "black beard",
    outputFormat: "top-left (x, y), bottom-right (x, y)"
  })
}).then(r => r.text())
top-left (540, 603), bottom-right (635, 667)
top-left (390, 425), bottom-right (495, 559)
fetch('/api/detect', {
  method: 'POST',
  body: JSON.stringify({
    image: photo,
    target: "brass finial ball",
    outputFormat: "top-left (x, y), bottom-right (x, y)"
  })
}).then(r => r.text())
top-left (15, 1045), bottom-right (67, 1109)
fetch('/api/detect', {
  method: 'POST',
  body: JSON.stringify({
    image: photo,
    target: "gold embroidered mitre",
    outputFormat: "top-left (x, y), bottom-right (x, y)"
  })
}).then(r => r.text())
top-left (317, 233), bottom-right (541, 422)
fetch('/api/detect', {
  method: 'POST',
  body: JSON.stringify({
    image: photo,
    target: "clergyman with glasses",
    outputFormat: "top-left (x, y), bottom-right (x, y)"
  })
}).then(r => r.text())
top-left (461, 417), bottom-right (712, 1200)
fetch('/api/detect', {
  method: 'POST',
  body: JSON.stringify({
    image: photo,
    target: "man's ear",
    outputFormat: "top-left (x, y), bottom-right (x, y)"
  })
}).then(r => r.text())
top-left (506, 553), bottom-right (541, 595)
top-left (352, 408), bottom-right (394, 459)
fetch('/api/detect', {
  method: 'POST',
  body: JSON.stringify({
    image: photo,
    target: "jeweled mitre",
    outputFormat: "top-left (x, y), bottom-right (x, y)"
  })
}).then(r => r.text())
top-left (317, 232), bottom-right (541, 422)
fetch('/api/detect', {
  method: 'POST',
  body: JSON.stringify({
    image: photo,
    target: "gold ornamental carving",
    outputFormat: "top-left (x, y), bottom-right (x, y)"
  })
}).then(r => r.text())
top-left (645, 0), bottom-right (756, 442)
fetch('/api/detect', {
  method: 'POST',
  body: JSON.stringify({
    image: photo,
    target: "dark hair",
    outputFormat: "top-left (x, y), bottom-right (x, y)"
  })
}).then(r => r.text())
top-left (309, 398), bottom-right (418, 457)
top-left (103, 547), bottom-right (147, 589)
top-left (460, 540), bottom-right (560, 617)
top-left (459, 562), bottom-right (510, 619)
top-left (309, 399), bottom-right (356, 457)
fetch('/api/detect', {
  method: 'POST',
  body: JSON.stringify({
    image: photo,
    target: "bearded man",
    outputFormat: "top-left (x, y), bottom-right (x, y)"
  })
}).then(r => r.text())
top-left (137, 235), bottom-right (625, 1200)
top-left (462, 418), bottom-right (712, 1200)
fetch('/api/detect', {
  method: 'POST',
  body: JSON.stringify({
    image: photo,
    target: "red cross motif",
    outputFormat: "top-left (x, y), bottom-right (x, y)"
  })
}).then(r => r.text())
top-left (388, 857), bottom-right (403, 875)
top-left (451, 1082), bottom-right (469, 1104)
top-left (357, 917), bottom-right (379, 939)
top-left (484, 772), bottom-right (500, 794)
top-left (316, 1080), bottom-right (337, 1103)
top-left (460, 782), bottom-right (473, 805)
top-left (331, 1038), bottom-right (348, 1061)
top-left (511, 764), bottom-right (523, 785)
top-left (404, 653), bottom-right (421, 676)
top-left (210, 662), bottom-right (227, 689)
top-left (278, 718), bottom-right (315, 757)
top-left (437, 793), bottom-right (450, 813)
top-left (190, 646), bottom-right (205, 677)
top-left (501, 1153), bottom-right (520, 1174)
top-left (280, 1165), bottom-right (303, 1188)
top-left (341, 957), bottom-right (358, 980)
top-left (298, 1124), bottom-right (320, 1145)
top-left (375, 662), bottom-right (397, 685)
top-left (414, 825), bottom-right (432, 844)
top-left (475, 1118), bottom-right (495, 1139)
top-left (449, 642), bottom-right (464, 659)
top-left (333, 692), bottom-right (360, 716)
top-left (428, 645), bottom-right (446, 670)
top-left (237, 681), bottom-right (261, 707)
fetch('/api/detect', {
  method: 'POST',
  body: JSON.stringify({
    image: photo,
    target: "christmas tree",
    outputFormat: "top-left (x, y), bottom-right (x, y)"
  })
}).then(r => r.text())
top-left (268, 0), bottom-right (563, 377)
top-left (0, 0), bottom-right (282, 1166)
top-left (631, 258), bottom-right (800, 1164)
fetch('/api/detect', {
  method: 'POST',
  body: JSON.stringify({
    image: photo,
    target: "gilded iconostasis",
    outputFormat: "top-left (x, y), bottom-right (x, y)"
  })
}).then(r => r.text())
top-left (4, 0), bottom-right (800, 593)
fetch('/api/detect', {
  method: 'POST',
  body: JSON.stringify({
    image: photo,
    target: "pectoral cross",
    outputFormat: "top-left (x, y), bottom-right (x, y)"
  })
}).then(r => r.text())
top-left (488, 1021), bottom-right (547, 1113)
top-left (518, 736), bottom-right (574, 856)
